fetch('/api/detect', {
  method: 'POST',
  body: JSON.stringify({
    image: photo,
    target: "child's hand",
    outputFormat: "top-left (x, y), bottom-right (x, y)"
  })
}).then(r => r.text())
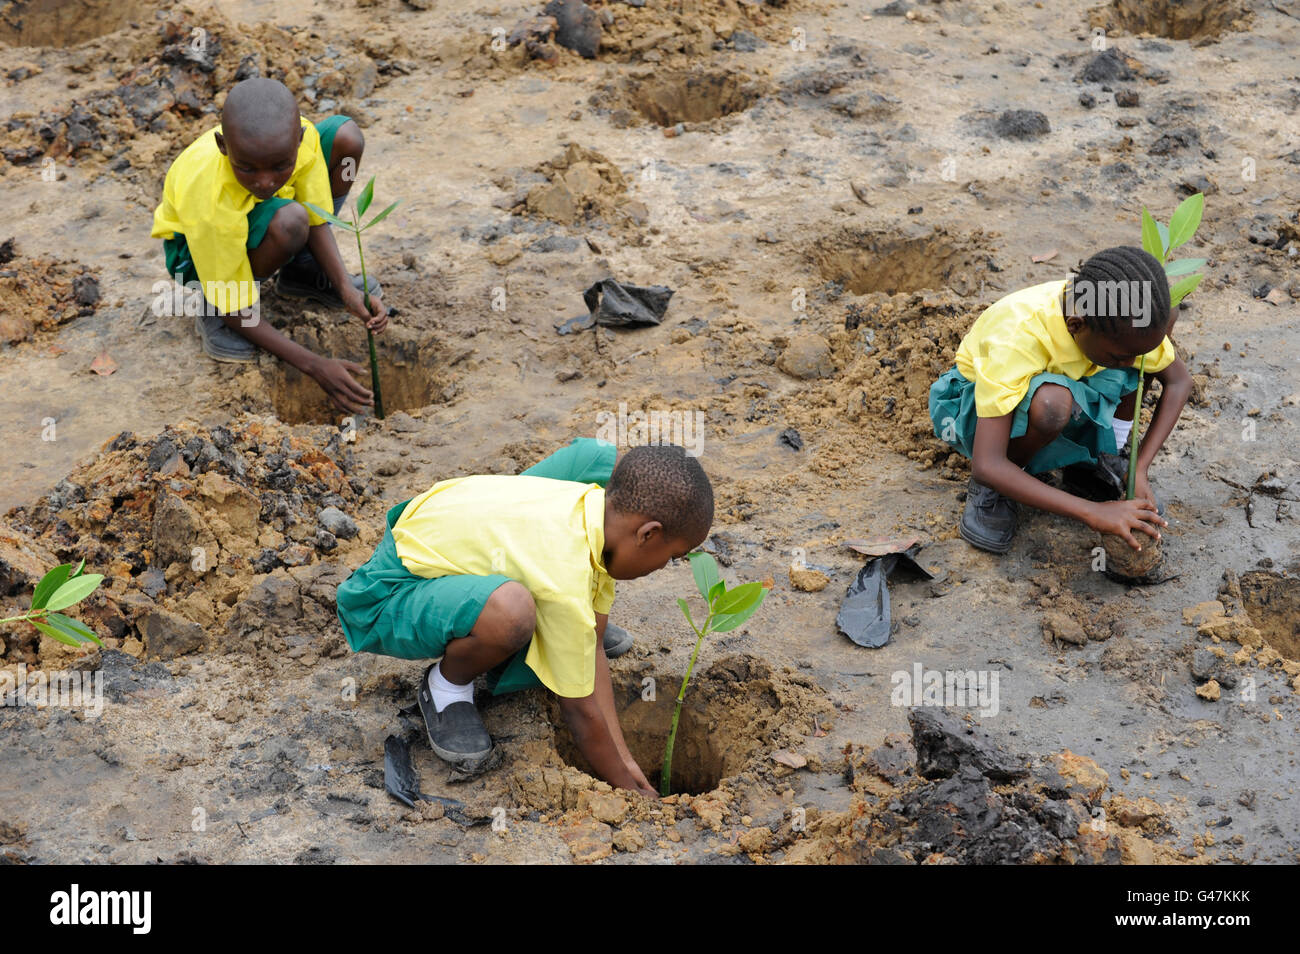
top-left (345, 287), bottom-right (389, 333)
top-left (1133, 470), bottom-right (1158, 510)
top-left (1087, 499), bottom-right (1165, 550)
top-left (309, 356), bottom-right (373, 413)
top-left (625, 758), bottom-right (659, 798)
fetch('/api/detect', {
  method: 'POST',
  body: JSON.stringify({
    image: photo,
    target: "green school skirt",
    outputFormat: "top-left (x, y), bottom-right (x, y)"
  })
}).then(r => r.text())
top-left (929, 366), bottom-right (1138, 474)
top-left (162, 114), bottom-right (352, 286)
top-left (334, 437), bottom-right (617, 696)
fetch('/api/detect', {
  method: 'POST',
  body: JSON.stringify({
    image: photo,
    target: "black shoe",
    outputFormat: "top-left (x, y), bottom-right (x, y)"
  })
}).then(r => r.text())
top-left (602, 623), bottom-right (634, 658)
top-left (416, 664), bottom-right (492, 767)
top-left (275, 261), bottom-right (381, 309)
top-left (960, 477), bottom-right (1018, 554)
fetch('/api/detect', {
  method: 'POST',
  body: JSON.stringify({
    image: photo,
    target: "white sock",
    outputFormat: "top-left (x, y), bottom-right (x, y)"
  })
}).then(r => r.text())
top-left (428, 661), bottom-right (474, 713)
top-left (1112, 417), bottom-right (1133, 453)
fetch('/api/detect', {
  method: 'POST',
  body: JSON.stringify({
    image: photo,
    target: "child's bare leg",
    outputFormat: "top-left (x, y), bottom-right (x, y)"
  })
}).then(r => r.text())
top-left (440, 582), bottom-right (535, 684)
top-left (248, 202), bottom-right (309, 279)
top-left (1114, 388), bottom-right (1136, 423)
top-left (327, 120), bottom-right (364, 203)
top-left (1006, 383), bottom-right (1071, 468)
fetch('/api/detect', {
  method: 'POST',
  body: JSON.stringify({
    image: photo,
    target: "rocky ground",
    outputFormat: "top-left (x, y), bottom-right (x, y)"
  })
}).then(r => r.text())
top-left (1, 0), bottom-right (1297, 863)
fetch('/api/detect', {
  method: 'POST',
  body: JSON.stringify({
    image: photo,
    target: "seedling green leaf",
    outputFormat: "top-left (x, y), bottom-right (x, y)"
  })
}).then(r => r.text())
top-left (1164, 257), bottom-right (1206, 277)
top-left (31, 563), bottom-right (73, 610)
top-left (44, 612), bottom-right (103, 647)
top-left (361, 201), bottom-right (400, 232)
top-left (1167, 193), bottom-right (1204, 251)
top-left (301, 202), bottom-right (352, 230)
top-left (676, 597), bottom-right (694, 630)
top-left (688, 551), bottom-right (721, 601)
top-left (356, 176), bottom-right (375, 218)
top-left (1140, 207), bottom-right (1163, 260)
top-left (1154, 221), bottom-right (1170, 260)
top-left (43, 574), bottom-right (103, 612)
top-left (1168, 273), bottom-right (1203, 309)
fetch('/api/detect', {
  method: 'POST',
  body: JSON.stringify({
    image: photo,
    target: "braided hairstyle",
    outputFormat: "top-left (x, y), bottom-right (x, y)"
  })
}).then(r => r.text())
top-left (607, 445), bottom-right (713, 543)
top-left (1064, 245), bottom-right (1171, 336)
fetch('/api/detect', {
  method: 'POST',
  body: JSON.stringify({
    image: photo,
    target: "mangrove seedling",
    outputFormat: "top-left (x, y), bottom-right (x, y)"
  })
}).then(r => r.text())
top-left (1140, 192), bottom-right (1205, 309)
top-left (0, 560), bottom-right (104, 648)
top-left (1125, 354), bottom-right (1146, 502)
top-left (305, 176), bottom-right (400, 418)
top-left (662, 551), bottom-right (768, 796)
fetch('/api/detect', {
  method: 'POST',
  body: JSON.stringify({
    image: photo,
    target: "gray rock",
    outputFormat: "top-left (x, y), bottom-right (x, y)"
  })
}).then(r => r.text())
top-left (139, 608), bottom-right (205, 660)
top-left (995, 110), bottom-right (1050, 140)
top-left (317, 506), bottom-right (358, 540)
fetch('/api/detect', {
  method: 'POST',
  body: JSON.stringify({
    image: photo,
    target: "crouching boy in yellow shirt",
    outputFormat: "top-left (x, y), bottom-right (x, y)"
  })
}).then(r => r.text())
top-left (150, 77), bottom-right (387, 414)
top-left (336, 439), bottom-right (713, 796)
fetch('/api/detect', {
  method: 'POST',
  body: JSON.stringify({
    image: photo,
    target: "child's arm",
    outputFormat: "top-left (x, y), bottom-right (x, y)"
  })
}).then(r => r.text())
top-left (306, 225), bottom-right (388, 332)
top-left (556, 616), bottom-right (657, 796)
top-left (972, 415), bottom-right (1164, 549)
top-left (1132, 356), bottom-right (1193, 507)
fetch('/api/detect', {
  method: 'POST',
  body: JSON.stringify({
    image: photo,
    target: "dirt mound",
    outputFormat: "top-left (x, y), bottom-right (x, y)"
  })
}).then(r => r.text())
top-left (0, 6), bottom-right (400, 177)
top-left (1089, 0), bottom-right (1253, 41)
top-left (522, 143), bottom-right (636, 226)
top-left (1, 414), bottom-right (374, 669)
top-left (0, 238), bottom-right (100, 344)
top-left (1184, 569), bottom-right (1300, 696)
top-left (786, 708), bottom-right (1194, 864)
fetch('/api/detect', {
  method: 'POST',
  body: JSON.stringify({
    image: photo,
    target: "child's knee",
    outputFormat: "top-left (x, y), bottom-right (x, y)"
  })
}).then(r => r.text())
top-left (267, 202), bottom-right (310, 249)
top-left (332, 120), bottom-right (364, 164)
top-left (482, 581), bottom-right (536, 651)
top-left (1028, 383), bottom-right (1073, 434)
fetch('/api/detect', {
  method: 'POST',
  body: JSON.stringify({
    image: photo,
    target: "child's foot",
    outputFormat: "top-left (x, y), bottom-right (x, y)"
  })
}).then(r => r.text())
top-left (417, 663), bottom-right (492, 767)
top-left (602, 622), bottom-right (634, 658)
top-left (194, 313), bottom-right (256, 362)
top-left (274, 261), bottom-right (381, 309)
top-left (960, 477), bottom-right (1018, 554)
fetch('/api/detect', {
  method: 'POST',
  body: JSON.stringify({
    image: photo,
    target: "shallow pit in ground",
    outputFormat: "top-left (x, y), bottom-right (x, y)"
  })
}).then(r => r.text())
top-left (812, 228), bottom-right (992, 297)
top-left (548, 655), bottom-right (791, 796)
top-left (1090, 0), bottom-right (1251, 40)
top-left (0, 0), bottom-right (157, 46)
top-left (623, 69), bottom-right (763, 126)
top-left (1238, 570), bottom-right (1300, 660)
top-left (266, 319), bottom-right (438, 425)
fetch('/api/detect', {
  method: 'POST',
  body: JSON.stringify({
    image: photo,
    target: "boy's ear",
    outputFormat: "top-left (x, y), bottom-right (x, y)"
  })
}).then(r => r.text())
top-left (1064, 314), bottom-right (1085, 335)
top-left (214, 131), bottom-right (227, 155)
top-left (635, 520), bottom-right (663, 545)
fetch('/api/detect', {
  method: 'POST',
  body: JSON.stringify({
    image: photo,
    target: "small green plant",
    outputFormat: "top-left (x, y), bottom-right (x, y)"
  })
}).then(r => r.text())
top-left (0, 560), bottom-right (104, 648)
top-left (1140, 192), bottom-right (1205, 308)
top-left (662, 552), bottom-right (768, 797)
top-left (305, 176), bottom-right (400, 419)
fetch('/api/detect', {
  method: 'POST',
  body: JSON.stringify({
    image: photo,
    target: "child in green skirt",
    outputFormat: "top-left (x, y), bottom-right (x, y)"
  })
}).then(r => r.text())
top-left (336, 439), bottom-right (713, 796)
top-left (929, 246), bottom-right (1193, 554)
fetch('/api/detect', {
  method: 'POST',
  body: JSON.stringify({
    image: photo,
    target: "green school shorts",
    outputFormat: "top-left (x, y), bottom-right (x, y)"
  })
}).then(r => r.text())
top-left (161, 114), bottom-right (352, 286)
top-left (929, 365), bottom-right (1139, 474)
top-left (335, 437), bottom-right (618, 696)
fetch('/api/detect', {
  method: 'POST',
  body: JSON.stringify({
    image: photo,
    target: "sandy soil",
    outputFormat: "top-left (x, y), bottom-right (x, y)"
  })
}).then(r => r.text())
top-left (1, 0), bottom-right (1298, 863)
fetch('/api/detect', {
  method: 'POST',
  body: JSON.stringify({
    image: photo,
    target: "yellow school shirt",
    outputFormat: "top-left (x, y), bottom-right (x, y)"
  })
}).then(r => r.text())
top-left (391, 475), bottom-right (616, 698)
top-left (150, 117), bottom-right (333, 312)
top-left (955, 279), bottom-right (1176, 418)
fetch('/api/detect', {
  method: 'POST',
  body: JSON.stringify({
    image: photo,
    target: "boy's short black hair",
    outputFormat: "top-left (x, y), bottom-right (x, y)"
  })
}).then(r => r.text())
top-left (607, 445), bottom-right (713, 543)
top-left (1065, 245), bottom-right (1171, 336)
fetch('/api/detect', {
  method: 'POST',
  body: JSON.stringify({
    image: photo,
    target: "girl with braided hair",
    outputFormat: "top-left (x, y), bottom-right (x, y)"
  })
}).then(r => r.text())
top-left (930, 245), bottom-right (1194, 555)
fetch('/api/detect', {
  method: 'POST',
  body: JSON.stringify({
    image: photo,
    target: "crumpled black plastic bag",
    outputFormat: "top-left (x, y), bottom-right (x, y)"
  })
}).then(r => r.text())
top-left (836, 545), bottom-right (935, 649)
top-left (556, 279), bottom-right (675, 334)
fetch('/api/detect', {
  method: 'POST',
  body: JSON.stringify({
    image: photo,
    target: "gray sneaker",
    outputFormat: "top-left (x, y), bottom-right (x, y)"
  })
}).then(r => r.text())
top-left (275, 262), bottom-right (381, 309)
top-left (960, 477), bottom-right (1018, 554)
top-left (602, 622), bottom-right (634, 658)
top-left (194, 313), bottom-right (257, 363)
top-left (416, 664), bottom-right (492, 767)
